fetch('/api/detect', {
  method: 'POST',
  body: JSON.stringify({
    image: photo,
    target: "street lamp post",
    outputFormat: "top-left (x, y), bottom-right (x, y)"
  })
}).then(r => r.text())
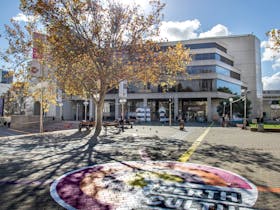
top-left (76, 103), bottom-right (79, 121)
top-left (229, 98), bottom-right (233, 120)
top-left (223, 101), bottom-right (226, 117)
top-left (241, 89), bottom-right (247, 129)
top-left (83, 100), bottom-right (89, 121)
top-left (119, 98), bottom-right (127, 120)
top-left (169, 97), bottom-right (172, 126)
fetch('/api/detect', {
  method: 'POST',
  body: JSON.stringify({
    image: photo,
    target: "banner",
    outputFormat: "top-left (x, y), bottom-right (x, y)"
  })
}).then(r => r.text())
top-left (32, 32), bottom-right (46, 59)
top-left (29, 60), bottom-right (42, 77)
top-left (0, 98), bottom-right (4, 117)
top-left (118, 80), bottom-right (127, 98)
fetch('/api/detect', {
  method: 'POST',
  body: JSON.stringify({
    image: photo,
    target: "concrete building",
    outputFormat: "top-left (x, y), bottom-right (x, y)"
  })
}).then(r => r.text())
top-left (0, 70), bottom-right (12, 95)
top-left (263, 90), bottom-right (280, 120)
top-left (101, 34), bottom-right (263, 122)
top-left (0, 70), bottom-right (12, 117)
top-left (26, 34), bottom-right (264, 122)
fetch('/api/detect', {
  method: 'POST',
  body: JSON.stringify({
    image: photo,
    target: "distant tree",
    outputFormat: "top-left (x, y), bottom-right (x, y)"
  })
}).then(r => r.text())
top-left (268, 29), bottom-right (280, 51)
top-left (1, 18), bottom-right (58, 133)
top-left (20, 0), bottom-right (192, 143)
top-left (217, 87), bottom-right (232, 94)
top-left (2, 81), bottom-right (29, 115)
top-left (216, 96), bottom-right (252, 118)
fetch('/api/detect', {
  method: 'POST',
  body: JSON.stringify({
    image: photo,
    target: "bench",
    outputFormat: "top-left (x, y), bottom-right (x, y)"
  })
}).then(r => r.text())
top-left (102, 121), bottom-right (119, 135)
top-left (78, 121), bottom-right (96, 131)
top-left (103, 119), bottom-right (134, 134)
top-left (79, 119), bottom-right (135, 133)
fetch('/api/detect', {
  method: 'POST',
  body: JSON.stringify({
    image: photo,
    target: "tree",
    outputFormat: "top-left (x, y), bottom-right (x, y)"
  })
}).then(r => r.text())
top-left (217, 86), bottom-right (232, 94)
top-left (1, 81), bottom-right (29, 115)
top-left (216, 97), bottom-right (252, 119)
top-left (20, 0), bottom-right (191, 143)
top-left (1, 17), bottom-right (58, 133)
top-left (268, 29), bottom-right (280, 51)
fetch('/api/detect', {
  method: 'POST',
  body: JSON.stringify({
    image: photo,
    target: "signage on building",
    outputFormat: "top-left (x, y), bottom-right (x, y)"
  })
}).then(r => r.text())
top-left (51, 161), bottom-right (258, 210)
top-left (119, 80), bottom-right (127, 98)
top-left (29, 60), bottom-right (42, 78)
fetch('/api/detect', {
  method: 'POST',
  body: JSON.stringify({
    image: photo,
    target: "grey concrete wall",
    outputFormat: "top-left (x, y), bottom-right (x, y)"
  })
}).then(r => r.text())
top-left (10, 115), bottom-right (55, 130)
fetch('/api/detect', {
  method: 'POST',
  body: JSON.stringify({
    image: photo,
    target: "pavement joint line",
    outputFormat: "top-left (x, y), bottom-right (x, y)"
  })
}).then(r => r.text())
top-left (178, 123), bottom-right (213, 162)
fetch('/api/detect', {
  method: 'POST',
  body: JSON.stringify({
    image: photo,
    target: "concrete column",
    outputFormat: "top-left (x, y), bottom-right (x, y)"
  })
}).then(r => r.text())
top-left (24, 97), bottom-right (34, 116)
top-left (174, 97), bottom-right (178, 121)
top-left (115, 97), bottom-right (119, 120)
top-left (63, 100), bottom-right (74, 120)
top-left (47, 104), bottom-right (56, 117)
top-left (207, 97), bottom-right (212, 122)
top-left (143, 98), bottom-right (148, 107)
top-left (89, 98), bottom-right (93, 121)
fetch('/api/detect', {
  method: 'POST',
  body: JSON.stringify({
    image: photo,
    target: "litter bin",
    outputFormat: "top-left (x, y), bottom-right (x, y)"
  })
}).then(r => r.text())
top-left (179, 119), bottom-right (185, 131)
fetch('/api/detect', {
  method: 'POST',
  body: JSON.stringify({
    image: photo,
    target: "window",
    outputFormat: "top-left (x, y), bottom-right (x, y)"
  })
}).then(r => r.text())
top-left (230, 71), bottom-right (241, 80)
top-left (192, 53), bottom-right (234, 66)
top-left (216, 79), bottom-right (241, 95)
top-left (199, 79), bottom-right (213, 91)
top-left (187, 65), bottom-right (232, 77)
top-left (185, 43), bottom-right (227, 53)
top-left (1, 71), bottom-right (13, 84)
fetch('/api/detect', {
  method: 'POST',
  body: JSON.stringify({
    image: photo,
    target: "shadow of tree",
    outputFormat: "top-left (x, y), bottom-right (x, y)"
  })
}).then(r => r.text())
top-left (0, 131), bottom-right (279, 209)
top-left (0, 130), bottom-right (193, 210)
top-left (190, 142), bottom-right (280, 210)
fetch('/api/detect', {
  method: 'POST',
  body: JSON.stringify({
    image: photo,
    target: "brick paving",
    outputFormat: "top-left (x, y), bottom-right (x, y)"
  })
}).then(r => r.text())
top-left (0, 125), bottom-right (279, 209)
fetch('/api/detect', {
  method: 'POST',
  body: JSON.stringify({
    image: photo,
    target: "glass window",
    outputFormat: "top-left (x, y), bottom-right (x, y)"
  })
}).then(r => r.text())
top-left (185, 43), bottom-right (227, 53)
top-left (216, 66), bottom-right (230, 76)
top-left (199, 79), bottom-right (213, 91)
top-left (220, 55), bottom-right (234, 66)
top-left (192, 53), bottom-right (234, 66)
top-left (216, 79), bottom-right (241, 95)
top-left (187, 65), bottom-right (231, 77)
top-left (230, 71), bottom-right (241, 80)
top-left (1, 71), bottom-right (13, 84)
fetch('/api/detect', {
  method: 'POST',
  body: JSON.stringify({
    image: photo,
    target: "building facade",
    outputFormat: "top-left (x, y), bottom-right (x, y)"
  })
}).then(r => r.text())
top-left (26, 34), bottom-right (264, 122)
top-left (100, 34), bottom-right (263, 122)
top-left (0, 70), bottom-right (13, 116)
top-left (263, 90), bottom-right (280, 120)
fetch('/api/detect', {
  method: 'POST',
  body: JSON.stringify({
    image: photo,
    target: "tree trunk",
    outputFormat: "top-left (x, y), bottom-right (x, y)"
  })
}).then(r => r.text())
top-left (39, 91), bottom-right (44, 133)
top-left (89, 99), bottom-right (104, 144)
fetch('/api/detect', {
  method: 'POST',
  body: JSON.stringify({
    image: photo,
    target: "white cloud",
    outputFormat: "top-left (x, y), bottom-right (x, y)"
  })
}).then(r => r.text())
top-left (159, 19), bottom-right (201, 41)
top-left (12, 13), bottom-right (36, 22)
top-left (155, 20), bottom-right (230, 41)
top-left (199, 24), bottom-right (230, 38)
top-left (261, 39), bottom-right (280, 70)
top-left (116, 0), bottom-right (149, 9)
top-left (262, 72), bottom-right (280, 90)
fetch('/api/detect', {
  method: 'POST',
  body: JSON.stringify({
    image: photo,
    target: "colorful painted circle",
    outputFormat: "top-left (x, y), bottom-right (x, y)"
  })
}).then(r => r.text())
top-left (30, 67), bottom-right (39, 74)
top-left (50, 161), bottom-right (258, 210)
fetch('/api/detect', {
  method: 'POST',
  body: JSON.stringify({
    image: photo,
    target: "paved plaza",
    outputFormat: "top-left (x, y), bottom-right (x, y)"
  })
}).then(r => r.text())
top-left (0, 124), bottom-right (279, 209)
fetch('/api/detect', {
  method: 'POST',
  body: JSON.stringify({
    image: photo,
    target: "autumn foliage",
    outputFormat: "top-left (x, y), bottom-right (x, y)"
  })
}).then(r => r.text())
top-left (19, 0), bottom-right (191, 140)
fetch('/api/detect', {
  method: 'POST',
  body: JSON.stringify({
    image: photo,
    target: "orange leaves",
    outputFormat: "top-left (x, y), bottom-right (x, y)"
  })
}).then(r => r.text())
top-left (268, 29), bottom-right (280, 51)
top-left (18, 0), bottom-right (191, 101)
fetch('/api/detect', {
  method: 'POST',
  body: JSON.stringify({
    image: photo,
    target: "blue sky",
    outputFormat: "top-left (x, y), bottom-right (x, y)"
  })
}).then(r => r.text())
top-left (1, 0), bottom-right (280, 90)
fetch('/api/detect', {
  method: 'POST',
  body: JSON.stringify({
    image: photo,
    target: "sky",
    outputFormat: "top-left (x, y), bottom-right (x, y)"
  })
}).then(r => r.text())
top-left (0, 0), bottom-right (280, 90)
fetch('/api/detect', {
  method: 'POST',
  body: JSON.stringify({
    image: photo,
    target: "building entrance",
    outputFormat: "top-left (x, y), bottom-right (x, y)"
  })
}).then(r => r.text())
top-left (180, 99), bottom-right (207, 122)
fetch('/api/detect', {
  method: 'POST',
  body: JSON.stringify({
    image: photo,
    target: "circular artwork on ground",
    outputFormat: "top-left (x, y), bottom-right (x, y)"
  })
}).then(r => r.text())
top-left (50, 161), bottom-right (258, 210)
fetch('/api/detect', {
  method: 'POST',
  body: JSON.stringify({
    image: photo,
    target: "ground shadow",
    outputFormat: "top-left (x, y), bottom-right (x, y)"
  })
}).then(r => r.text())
top-left (0, 130), bottom-right (279, 209)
